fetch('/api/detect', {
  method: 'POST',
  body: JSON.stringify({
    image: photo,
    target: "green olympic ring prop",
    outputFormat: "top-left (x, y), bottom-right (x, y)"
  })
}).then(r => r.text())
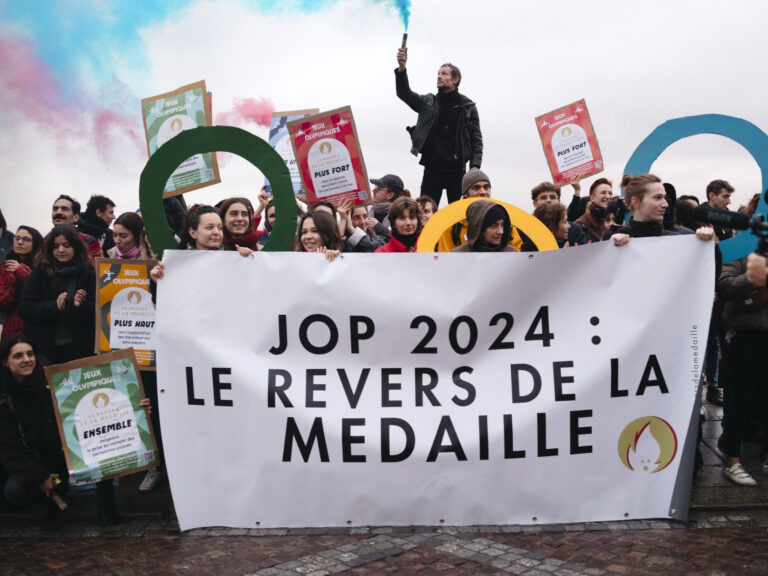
top-left (139, 126), bottom-right (297, 258)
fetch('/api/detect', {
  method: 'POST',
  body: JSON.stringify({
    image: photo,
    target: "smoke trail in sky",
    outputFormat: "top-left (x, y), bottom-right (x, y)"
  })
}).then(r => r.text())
top-left (0, 36), bottom-right (143, 160)
top-left (215, 97), bottom-right (275, 128)
top-left (388, 0), bottom-right (411, 29)
top-left (0, 1), bottom-right (409, 164)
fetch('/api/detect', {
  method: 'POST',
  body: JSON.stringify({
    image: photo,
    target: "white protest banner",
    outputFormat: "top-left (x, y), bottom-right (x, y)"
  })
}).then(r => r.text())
top-left (157, 239), bottom-right (713, 531)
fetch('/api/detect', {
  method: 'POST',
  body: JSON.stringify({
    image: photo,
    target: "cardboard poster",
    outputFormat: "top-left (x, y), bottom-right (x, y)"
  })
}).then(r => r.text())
top-left (535, 99), bottom-right (603, 185)
top-left (141, 80), bottom-right (221, 197)
top-left (288, 106), bottom-right (370, 205)
top-left (265, 109), bottom-right (319, 195)
top-left (45, 349), bottom-right (158, 484)
top-left (95, 258), bottom-right (156, 370)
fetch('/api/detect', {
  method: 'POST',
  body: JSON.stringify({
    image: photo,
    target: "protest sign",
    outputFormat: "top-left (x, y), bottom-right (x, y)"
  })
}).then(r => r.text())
top-left (157, 240), bottom-right (713, 531)
top-left (535, 99), bottom-right (603, 185)
top-left (45, 349), bottom-right (158, 484)
top-left (265, 109), bottom-right (319, 195)
top-left (95, 258), bottom-right (157, 369)
top-left (141, 80), bottom-right (221, 197)
top-left (288, 106), bottom-right (370, 205)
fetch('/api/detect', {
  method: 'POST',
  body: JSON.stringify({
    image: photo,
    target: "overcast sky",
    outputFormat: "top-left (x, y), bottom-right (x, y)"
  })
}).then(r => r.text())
top-left (2, 0), bottom-right (767, 234)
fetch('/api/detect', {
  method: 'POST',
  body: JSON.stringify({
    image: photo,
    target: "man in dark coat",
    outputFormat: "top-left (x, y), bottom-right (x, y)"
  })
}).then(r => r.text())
top-left (76, 195), bottom-right (116, 253)
top-left (395, 48), bottom-right (482, 206)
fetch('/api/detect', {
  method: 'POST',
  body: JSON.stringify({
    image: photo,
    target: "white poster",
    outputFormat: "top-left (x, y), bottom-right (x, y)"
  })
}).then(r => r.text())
top-left (157, 239), bottom-right (714, 531)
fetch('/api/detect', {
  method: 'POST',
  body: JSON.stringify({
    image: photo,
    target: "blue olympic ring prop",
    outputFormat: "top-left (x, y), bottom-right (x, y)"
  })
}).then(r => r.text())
top-left (623, 114), bottom-right (768, 263)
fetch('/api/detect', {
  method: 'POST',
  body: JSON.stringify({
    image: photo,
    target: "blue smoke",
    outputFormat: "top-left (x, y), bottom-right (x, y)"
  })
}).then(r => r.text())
top-left (0, 0), bottom-right (412, 84)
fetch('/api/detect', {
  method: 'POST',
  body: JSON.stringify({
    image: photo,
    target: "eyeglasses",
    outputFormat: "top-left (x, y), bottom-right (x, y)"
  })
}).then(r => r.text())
top-left (13, 236), bottom-right (32, 243)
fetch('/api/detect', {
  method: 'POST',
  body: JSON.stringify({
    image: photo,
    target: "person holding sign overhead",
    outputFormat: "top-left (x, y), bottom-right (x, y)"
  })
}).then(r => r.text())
top-left (395, 47), bottom-right (482, 207)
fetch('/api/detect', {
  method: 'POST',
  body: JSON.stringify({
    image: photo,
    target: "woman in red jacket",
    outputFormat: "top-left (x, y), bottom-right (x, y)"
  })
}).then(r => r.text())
top-left (0, 226), bottom-right (43, 339)
top-left (375, 197), bottom-right (423, 253)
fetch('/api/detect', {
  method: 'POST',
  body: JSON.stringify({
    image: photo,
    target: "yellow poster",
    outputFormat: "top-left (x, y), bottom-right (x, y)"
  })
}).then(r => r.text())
top-left (95, 258), bottom-right (156, 369)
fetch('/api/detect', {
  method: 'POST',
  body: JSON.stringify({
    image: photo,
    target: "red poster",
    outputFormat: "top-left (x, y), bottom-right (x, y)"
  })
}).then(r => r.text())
top-left (288, 106), bottom-right (370, 205)
top-left (535, 99), bottom-right (603, 185)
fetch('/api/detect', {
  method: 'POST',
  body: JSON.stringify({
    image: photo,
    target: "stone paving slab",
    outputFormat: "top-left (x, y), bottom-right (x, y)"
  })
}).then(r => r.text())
top-left (2, 512), bottom-right (768, 575)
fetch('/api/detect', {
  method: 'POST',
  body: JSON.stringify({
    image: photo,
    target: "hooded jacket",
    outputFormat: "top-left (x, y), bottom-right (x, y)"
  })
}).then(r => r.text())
top-left (451, 200), bottom-right (518, 253)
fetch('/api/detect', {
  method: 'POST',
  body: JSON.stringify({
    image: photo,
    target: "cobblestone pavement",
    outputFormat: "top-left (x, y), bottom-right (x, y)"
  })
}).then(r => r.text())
top-left (3, 392), bottom-right (768, 575)
top-left (2, 510), bottom-right (768, 575)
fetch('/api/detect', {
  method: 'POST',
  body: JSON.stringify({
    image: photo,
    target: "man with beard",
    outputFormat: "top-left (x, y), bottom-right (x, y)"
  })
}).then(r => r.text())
top-left (395, 48), bottom-right (482, 207)
top-left (50, 195), bottom-right (102, 259)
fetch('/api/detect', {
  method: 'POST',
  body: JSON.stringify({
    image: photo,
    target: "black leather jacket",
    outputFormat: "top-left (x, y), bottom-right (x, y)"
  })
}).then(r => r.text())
top-left (395, 68), bottom-right (482, 169)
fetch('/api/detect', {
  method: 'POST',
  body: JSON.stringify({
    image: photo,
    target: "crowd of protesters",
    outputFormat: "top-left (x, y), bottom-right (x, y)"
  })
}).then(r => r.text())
top-left (0, 168), bottom-right (763, 530)
top-left (0, 48), bottom-right (766, 527)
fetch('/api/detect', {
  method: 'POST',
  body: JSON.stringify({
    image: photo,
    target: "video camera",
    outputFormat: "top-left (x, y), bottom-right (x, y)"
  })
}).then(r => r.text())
top-left (693, 191), bottom-right (768, 254)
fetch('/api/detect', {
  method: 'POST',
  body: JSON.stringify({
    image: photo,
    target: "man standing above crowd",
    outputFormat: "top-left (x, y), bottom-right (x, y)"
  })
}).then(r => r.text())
top-left (77, 195), bottom-right (116, 252)
top-left (395, 47), bottom-right (482, 207)
top-left (702, 179), bottom-right (735, 240)
top-left (51, 195), bottom-right (102, 259)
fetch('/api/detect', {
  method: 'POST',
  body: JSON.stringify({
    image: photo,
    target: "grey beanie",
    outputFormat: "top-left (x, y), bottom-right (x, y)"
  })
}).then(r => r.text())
top-left (462, 168), bottom-right (491, 197)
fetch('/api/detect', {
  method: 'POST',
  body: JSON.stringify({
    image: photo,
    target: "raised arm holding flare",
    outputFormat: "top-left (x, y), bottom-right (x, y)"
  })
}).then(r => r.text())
top-left (395, 47), bottom-right (482, 207)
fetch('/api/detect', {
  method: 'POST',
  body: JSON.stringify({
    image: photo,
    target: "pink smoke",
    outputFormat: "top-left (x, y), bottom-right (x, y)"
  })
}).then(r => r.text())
top-left (215, 97), bottom-right (275, 128)
top-left (0, 37), bottom-right (65, 123)
top-left (0, 36), bottom-right (144, 161)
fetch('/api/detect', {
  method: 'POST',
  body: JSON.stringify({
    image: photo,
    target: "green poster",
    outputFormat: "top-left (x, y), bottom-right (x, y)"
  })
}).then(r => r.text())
top-left (45, 349), bottom-right (158, 484)
top-left (141, 80), bottom-right (221, 197)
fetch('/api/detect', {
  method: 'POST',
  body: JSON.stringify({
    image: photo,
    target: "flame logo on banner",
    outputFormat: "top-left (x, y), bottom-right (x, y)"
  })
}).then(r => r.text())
top-left (92, 393), bottom-right (110, 409)
top-left (127, 290), bottom-right (142, 304)
top-left (618, 416), bottom-right (677, 473)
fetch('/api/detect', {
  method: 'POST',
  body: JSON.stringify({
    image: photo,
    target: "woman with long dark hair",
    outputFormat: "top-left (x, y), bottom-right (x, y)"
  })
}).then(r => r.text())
top-left (294, 211), bottom-right (343, 257)
top-left (0, 226), bottom-right (43, 339)
top-left (0, 336), bottom-right (67, 520)
top-left (18, 225), bottom-right (96, 364)
top-left (0, 335), bottom-right (149, 523)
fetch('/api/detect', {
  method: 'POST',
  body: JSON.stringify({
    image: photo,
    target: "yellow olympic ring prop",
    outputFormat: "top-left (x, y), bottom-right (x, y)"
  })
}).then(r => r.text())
top-left (417, 198), bottom-right (559, 253)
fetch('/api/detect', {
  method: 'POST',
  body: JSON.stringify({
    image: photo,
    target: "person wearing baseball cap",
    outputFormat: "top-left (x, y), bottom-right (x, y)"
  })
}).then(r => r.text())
top-left (368, 174), bottom-right (409, 235)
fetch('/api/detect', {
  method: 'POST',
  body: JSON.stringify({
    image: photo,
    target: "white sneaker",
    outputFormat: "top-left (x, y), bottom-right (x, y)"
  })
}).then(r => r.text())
top-left (139, 467), bottom-right (162, 493)
top-left (723, 463), bottom-right (757, 486)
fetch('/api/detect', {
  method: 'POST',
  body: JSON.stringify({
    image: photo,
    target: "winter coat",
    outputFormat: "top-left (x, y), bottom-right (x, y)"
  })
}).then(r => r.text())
top-left (345, 228), bottom-right (388, 252)
top-left (375, 234), bottom-right (417, 253)
top-left (0, 262), bottom-right (32, 339)
top-left (718, 256), bottom-right (768, 332)
top-left (77, 213), bottom-right (114, 253)
top-left (395, 69), bottom-right (482, 169)
top-left (18, 266), bottom-right (96, 362)
top-left (0, 368), bottom-right (68, 490)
